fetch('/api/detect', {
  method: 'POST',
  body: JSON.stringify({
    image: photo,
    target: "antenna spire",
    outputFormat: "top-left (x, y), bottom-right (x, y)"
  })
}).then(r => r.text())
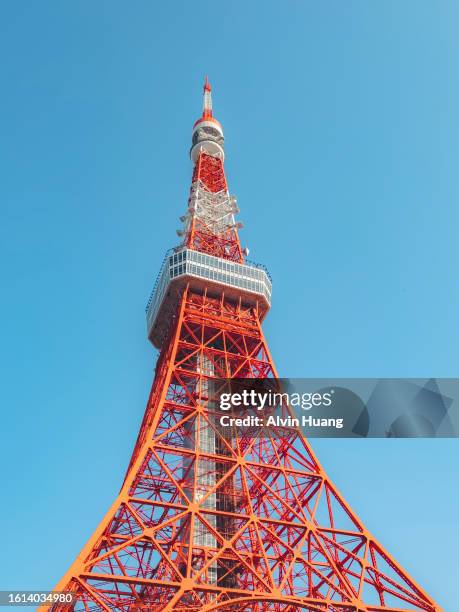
top-left (202, 75), bottom-right (213, 118)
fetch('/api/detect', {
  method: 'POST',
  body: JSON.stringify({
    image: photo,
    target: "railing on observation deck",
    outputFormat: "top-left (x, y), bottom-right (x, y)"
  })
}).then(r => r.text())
top-left (146, 247), bottom-right (272, 313)
top-left (145, 247), bottom-right (272, 344)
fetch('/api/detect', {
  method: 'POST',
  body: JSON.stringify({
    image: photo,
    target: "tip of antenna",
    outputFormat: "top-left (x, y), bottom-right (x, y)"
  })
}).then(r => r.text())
top-left (204, 75), bottom-right (211, 92)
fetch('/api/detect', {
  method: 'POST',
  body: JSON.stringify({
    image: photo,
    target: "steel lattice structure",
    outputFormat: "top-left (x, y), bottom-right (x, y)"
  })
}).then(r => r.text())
top-left (44, 79), bottom-right (441, 611)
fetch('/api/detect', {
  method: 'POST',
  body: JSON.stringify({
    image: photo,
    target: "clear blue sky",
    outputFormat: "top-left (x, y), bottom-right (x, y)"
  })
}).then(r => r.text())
top-left (1, 1), bottom-right (458, 607)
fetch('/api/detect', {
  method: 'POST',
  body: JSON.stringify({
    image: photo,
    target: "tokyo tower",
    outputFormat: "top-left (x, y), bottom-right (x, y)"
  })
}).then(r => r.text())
top-left (46, 79), bottom-right (441, 611)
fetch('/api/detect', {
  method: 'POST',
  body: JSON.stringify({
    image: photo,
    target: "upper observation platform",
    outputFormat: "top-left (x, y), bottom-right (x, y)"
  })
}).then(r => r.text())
top-left (146, 248), bottom-right (272, 348)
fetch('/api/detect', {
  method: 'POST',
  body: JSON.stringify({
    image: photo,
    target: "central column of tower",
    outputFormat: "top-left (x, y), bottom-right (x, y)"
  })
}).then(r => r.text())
top-left (178, 78), bottom-right (250, 593)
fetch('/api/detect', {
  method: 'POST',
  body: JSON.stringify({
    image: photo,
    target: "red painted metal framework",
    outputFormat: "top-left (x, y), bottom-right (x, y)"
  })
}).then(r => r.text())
top-left (187, 152), bottom-right (243, 263)
top-left (46, 86), bottom-right (441, 612)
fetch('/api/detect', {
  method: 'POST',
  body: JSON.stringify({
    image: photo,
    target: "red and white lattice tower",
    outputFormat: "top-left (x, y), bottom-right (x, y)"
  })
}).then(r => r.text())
top-left (45, 79), bottom-right (441, 611)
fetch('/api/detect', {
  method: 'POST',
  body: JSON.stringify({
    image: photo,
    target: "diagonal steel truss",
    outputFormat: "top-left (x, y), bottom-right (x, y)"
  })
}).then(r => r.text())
top-left (46, 289), bottom-right (440, 611)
